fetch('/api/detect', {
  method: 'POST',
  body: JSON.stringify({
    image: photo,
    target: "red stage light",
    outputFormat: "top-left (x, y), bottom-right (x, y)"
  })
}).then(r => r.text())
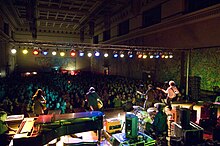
top-left (33, 49), bottom-right (39, 55)
top-left (70, 50), bottom-right (76, 57)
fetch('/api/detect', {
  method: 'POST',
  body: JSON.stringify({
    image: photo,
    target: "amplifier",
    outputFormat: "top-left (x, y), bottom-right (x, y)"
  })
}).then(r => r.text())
top-left (106, 118), bottom-right (121, 133)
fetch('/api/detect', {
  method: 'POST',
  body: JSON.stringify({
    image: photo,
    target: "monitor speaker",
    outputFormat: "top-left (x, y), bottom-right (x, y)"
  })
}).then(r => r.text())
top-left (125, 113), bottom-right (138, 139)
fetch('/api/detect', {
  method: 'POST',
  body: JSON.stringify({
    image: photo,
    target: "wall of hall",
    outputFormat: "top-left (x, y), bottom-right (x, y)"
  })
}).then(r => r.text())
top-left (16, 49), bottom-right (91, 73)
top-left (140, 18), bottom-right (220, 48)
top-left (91, 55), bottom-right (157, 79)
top-left (0, 12), bottom-right (16, 77)
top-left (190, 48), bottom-right (220, 91)
top-left (0, 41), bottom-right (8, 77)
top-left (94, 2), bottom-right (220, 91)
top-left (91, 51), bottom-right (182, 84)
top-left (90, 48), bottom-right (220, 92)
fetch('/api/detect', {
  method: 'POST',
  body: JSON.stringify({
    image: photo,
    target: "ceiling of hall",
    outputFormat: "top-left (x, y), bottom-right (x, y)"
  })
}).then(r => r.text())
top-left (3, 0), bottom-right (129, 34)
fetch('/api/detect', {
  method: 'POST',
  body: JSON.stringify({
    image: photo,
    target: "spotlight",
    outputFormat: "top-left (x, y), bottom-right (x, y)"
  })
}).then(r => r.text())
top-left (42, 50), bottom-right (49, 56)
top-left (143, 54), bottom-right (147, 59)
top-left (79, 50), bottom-right (84, 57)
top-left (113, 51), bottom-right (118, 58)
top-left (138, 54), bottom-right (142, 58)
top-left (155, 54), bottom-right (160, 58)
top-left (128, 54), bottom-right (133, 58)
top-left (22, 48), bottom-right (28, 54)
top-left (70, 50), bottom-right (76, 57)
top-left (33, 49), bottom-right (39, 55)
top-left (120, 51), bottom-right (125, 58)
top-left (114, 54), bottom-right (118, 58)
top-left (94, 50), bottom-right (100, 57)
top-left (60, 51), bottom-right (65, 57)
top-left (149, 53), bottom-right (154, 59)
top-left (25, 72), bottom-right (30, 75)
top-left (104, 52), bottom-right (108, 57)
top-left (169, 52), bottom-right (173, 58)
top-left (154, 53), bottom-right (160, 59)
top-left (11, 48), bottom-right (17, 54)
top-left (87, 52), bottom-right (92, 57)
top-left (137, 52), bottom-right (143, 59)
top-left (52, 50), bottom-right (57, 56)
top-left (128, 51), bottom-right (133, 58)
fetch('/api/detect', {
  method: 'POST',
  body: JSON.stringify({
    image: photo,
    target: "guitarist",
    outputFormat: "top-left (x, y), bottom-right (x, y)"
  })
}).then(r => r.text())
top-left (157, 81), bottom-right (179, 110)
top-left (32, 89), bottom-right (47, 116)
top-left (86, 87), bottom-right (102, 111)
top-left (137, 84), bottom-right (158, 109)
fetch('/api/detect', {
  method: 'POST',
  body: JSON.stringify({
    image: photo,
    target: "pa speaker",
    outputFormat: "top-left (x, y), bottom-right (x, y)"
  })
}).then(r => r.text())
top-left (125, 113), bottom-right (138, 139)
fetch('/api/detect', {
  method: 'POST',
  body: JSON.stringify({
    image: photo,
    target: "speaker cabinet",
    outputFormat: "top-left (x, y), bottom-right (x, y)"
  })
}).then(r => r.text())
top-left (190, 110), bottom-right (197, 123)
top-left (125, 113), bottom-right (138, 138)
top-left (210, 107), bottom-right (217, 126)
top-left (179, 108), bottom-right (190, 129)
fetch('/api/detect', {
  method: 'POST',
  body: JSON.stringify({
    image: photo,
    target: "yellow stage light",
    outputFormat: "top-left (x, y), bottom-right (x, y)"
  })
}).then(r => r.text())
top-left (60, 51), bottom-right (65, 57)
top-left (22, 49), bottom-right (28, 54)
top-left (143, 54), bottom-right (147, 59)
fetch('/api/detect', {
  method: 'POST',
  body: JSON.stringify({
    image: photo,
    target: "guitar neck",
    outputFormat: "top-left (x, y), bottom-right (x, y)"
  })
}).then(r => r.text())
top-left (136, 90), bottom-right (143, 95)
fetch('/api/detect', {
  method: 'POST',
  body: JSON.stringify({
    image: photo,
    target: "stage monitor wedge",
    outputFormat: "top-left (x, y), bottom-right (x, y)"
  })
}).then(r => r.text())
top-left (125, 113), bottom-right (138, 139)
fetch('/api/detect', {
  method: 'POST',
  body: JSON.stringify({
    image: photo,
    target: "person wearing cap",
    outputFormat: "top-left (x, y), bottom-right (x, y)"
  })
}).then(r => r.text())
top-left (86, 87), bottom-right (101, 111)
top-left (158, 80), bottom-right (179, 110)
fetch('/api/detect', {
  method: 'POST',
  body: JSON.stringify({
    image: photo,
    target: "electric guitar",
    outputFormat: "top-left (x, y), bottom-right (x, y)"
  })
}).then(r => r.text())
top-left (97, 98), bottom-right (103, 109)
top-left (136, 90), bottom-right (145, 95)
top-left (156, 87), bottom-right (179, 99)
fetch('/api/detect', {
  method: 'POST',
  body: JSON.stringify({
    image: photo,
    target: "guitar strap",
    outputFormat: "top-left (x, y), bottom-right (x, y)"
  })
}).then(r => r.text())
top-left (170, 87), bottom-right (176, 98)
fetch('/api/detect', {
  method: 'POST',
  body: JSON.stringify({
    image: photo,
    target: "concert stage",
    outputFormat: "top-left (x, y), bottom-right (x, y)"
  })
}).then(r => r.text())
top-left (7, 102), bottom-right (220, 146)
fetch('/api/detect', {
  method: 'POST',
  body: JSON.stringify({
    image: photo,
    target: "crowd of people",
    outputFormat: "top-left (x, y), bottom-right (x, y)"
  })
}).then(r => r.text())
top-left (0, 71), bottom-right (183, 146)
top-left (0, 71), bottom-right (180, 117)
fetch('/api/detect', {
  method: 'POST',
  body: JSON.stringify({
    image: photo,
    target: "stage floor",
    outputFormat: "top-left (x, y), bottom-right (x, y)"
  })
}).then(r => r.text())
top-left (8, 102), bottom-right (220, 146)
top-left (46, 102), bottom-right (220, 146)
